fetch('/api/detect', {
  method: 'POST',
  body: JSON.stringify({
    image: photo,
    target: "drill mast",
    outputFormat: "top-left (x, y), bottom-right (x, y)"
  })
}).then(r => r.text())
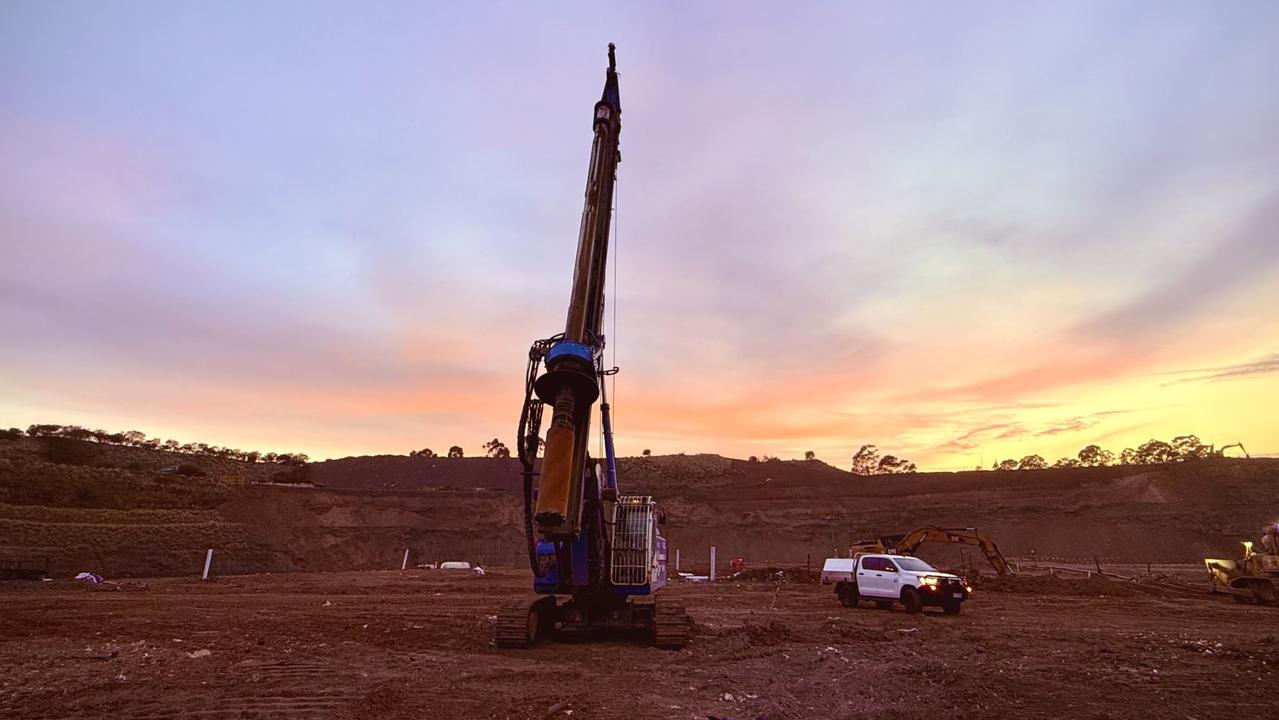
top-left (530, 43), bottom-right (622, 540)
top-left (502, 45), bottom-right (687, 650)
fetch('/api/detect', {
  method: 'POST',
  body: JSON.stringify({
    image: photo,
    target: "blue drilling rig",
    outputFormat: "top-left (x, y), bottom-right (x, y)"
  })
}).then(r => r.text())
top-left (496, 45), bottom-right (689, 650)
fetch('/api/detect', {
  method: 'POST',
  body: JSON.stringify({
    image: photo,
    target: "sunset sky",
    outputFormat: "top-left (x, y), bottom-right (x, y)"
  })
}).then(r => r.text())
top-left (2, 2), bottom-right (1277, 470)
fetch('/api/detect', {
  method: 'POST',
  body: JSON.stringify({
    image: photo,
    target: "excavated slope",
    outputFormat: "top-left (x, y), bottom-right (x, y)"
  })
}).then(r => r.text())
top-left (1, 437), bottom-right (1274, 576)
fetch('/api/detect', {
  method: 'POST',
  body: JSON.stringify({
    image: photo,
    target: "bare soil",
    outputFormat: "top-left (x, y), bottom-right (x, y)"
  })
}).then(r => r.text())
top-left (1, 568), bottom-right (1273, 719)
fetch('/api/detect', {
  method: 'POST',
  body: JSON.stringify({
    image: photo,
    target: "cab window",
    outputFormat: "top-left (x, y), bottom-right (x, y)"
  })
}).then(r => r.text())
top-left (860, 556), bottom-right (880, 571)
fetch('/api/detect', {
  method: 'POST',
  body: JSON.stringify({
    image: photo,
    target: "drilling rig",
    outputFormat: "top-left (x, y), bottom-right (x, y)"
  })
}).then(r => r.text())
top-left (496, 45), bottom-right (689, 650)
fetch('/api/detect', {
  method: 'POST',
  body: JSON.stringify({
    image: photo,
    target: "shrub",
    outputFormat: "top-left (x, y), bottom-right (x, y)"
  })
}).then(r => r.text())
top-left (39, 437), bottom-right (98, 466)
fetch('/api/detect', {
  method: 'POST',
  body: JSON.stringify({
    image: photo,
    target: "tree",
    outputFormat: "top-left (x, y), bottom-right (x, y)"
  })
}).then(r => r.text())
top-left (1053, 457), bottom-right (1080, 468)
top-left (448, 445), bottom-right (464, 458)
top-left (804, 450), bottom-right (816, 461)
top-left (747, 455), bottom-right (759, 463)
top-left (994, 459), bottom-right (1019, 471)
top-left (1171, 434), bottom-right (1210, 461)
top-left (1119, 447), bottom-right (1139, 465)
top-left (483, 438), bottom-right (510, 458)
top-left (1018, 454), bottom-right (1047, 470)
top-left (878, 455), bottom-right (917, 474)
top-left (851, 445), bottom-right (880, 475)
top-left (410, 448), bottom-right (437, 458)
top-left (60, 426), bottom-right (92, 441)
top-left (1077, 444), bottom-right (1114, 467)
top-left (1135, 439), bottom-right (1175, 464)
top-left (641, 449), bottom-right (651, 457)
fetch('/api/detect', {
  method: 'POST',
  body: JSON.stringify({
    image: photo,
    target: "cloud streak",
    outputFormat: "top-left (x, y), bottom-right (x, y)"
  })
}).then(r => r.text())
top-left (1162, 351), bottom-right (1279, 385)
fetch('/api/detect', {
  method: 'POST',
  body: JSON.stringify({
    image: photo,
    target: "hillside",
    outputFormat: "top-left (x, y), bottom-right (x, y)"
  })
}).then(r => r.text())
top-left (1, 435), bottom-right (1276, 577)
top-left (315, 451), bottom-right (1279, 566)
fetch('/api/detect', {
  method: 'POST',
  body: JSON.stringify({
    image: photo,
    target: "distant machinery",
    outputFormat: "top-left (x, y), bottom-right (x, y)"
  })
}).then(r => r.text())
top-left (1210, 442), bottom-right (1250, 458)
top-left (1205, 524), bottom-right (1279, 605)
top-left (849, 527), bottom-right (1015, 577)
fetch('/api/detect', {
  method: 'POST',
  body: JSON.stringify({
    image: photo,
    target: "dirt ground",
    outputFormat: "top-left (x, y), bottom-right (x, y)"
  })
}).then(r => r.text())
top-left (1, 568), bottom-right (1273, 720)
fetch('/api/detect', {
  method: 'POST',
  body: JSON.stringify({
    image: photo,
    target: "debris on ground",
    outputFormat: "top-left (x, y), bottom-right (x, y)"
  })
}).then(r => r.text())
top-left (729, 566), bottom-right (820, 583)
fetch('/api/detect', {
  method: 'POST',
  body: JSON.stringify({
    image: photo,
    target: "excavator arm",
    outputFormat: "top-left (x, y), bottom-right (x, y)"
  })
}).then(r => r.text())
top-left (880, 527), bottom-right (1015, 577)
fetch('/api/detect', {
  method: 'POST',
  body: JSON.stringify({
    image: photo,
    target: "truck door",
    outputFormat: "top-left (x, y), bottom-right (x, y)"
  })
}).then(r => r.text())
top-left (857, 556), bottom-right (884, 597)
top-left (881, 557), bottom-right (903, 596)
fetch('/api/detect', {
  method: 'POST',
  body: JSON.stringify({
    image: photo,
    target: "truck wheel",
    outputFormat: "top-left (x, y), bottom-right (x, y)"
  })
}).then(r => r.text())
top-left (942, 601), bottom-right (961, 615)
top-left (901, 587), bottom-right (922, 614)
top-left (838, 583), bottom-right (860, 607)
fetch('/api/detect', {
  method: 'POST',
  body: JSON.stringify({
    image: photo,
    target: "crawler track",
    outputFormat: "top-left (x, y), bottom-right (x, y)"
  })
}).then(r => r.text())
top-left (652, 598), bottom-right (690, 649)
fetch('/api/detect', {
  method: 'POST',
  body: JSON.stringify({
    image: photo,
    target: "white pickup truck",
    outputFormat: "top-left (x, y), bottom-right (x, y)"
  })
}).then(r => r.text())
top-left (821, 553), bottom-right (971, 614)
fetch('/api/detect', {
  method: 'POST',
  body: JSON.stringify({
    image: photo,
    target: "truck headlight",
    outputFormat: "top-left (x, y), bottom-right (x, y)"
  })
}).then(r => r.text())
top-left (921, 576), bottom-right (939, 587)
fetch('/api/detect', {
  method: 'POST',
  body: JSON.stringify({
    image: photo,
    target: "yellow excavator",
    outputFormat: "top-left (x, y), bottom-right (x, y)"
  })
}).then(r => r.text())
top-left (850, 527), bottom-right (1015, 577)
top-left (1204, 529), bottom-right (1279, 605)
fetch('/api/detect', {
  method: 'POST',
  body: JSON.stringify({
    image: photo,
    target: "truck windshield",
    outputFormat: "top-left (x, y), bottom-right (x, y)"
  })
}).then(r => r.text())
top-left (894, 558), bottom-right (937, 572)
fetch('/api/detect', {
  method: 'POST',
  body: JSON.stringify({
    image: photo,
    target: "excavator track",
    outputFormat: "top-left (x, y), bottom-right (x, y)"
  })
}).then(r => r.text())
top-left (652, 598), bottom-right (690, 650)
top-left (496, 596), bottom-right (555, 649)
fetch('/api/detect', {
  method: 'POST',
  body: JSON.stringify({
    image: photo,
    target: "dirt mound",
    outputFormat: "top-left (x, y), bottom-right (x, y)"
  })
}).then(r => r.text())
top-left (974, 573), bottom-right (1149, 597)
top-left (309, 454), bottom-right (524, 490)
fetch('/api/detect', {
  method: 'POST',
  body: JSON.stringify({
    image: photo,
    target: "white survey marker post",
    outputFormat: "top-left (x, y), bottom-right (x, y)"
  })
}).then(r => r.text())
top-left (675, 548), bottom-right (681, 572)
top-left (710, 545), bottom-right (717, 582)
top-left (201, 548), bottom-right (213, 580)
top-left (401, 548), bottom-right (410, 570)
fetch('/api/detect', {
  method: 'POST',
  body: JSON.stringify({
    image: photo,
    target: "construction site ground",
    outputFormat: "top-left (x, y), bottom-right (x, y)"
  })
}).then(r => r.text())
top-left (1, 567), bottom-right (1273, 719)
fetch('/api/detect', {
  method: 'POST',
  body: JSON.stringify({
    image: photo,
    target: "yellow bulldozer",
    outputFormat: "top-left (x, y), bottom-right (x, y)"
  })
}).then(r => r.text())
top-left (849, 526), bottom-right (1015, 577)
top-left (1204, 535), bottom-right (1279, 605)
